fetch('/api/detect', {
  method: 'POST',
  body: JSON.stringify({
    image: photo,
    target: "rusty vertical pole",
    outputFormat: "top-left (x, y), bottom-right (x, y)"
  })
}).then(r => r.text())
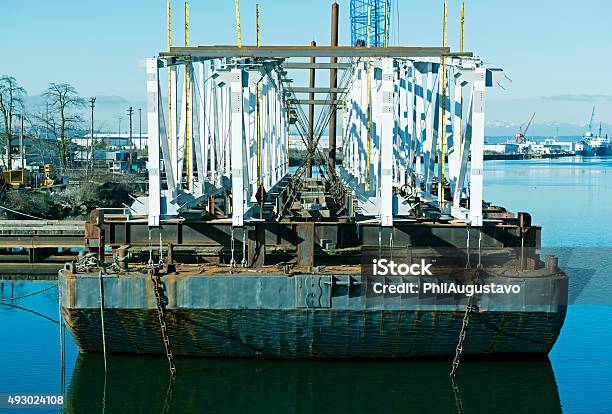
top-left (98, 228), bottom-right (105, 264)
top-left (307, 40), bottom-right (317, 178)
top-left (328, 2), bottom-right (339, 173)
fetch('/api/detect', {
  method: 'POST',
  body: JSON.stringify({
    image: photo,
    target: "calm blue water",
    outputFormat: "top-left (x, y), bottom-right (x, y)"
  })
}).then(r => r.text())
top-left (0, 157), bottom-right (611, 413)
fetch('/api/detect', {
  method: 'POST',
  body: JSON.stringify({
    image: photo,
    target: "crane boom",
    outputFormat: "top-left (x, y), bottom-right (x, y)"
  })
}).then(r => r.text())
top-left (523, 112), bottom-right (536, 136)
top-left (588, 106), bottom-right (595, 133)
top-left (515, 112), bottom-right (536, 144)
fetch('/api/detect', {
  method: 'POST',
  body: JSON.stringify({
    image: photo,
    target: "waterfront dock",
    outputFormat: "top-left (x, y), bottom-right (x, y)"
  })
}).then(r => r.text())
top-left (0, 220), bottom-right (83, 273)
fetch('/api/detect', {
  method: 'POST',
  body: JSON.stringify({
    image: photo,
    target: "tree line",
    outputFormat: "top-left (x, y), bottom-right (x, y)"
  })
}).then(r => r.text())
top-left (0, 75), bottom-right (85, 175)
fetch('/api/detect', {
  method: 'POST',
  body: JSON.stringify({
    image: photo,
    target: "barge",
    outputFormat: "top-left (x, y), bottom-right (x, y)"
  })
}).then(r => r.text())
top-left (58, 19), bottom-right (567, 362)
top-left (59, 207), bottom-right (567, 359)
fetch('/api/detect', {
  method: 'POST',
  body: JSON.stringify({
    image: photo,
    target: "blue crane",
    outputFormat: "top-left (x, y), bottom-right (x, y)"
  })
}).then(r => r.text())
top-left (350, 0), bottom-right (392, 47)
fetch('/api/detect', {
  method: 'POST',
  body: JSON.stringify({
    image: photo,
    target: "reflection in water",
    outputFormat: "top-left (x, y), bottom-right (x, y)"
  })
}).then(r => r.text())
top-left (67, 355), bottom-right (561, 414)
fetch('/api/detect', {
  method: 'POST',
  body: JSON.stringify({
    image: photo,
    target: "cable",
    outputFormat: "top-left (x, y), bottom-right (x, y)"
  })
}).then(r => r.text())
top-left (0, 302), bottom-right (60, 325)
top-left (0, 284), bottom-right (56, 303)
top-left (0, 204), bottom-right (47, 220)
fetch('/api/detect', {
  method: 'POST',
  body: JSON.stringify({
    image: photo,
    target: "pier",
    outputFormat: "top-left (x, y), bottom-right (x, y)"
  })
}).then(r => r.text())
top-left (0, 220), bottom-right (84, 274)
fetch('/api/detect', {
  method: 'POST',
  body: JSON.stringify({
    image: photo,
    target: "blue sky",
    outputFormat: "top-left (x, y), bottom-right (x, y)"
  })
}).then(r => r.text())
top-left (1, 0), bottom-right (611, 134)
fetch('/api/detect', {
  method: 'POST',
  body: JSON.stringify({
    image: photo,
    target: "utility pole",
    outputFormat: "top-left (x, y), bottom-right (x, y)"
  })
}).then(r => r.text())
top-left (127, 107), bottom-right (134, 172)
top-left (127, 107), bottom-right (134, 149)
top-left (19, 114), bottom-right (24, 170)
top-left (89, 97), bottom-right (96, 172)
top-left (138, 108), bottom-right (142, 151)
top-left (6, 114), bottom-right (14, 169)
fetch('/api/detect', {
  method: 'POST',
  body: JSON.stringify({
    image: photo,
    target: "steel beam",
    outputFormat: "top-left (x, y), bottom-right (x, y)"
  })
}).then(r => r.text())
top-left (163, 46), bottom-right (462, 59)
top-left (469, 68), bottom-right (486, 227)
top-left (282, 63), bottom-right (352, 70)
top-left (380, 58), bottom-right (394, 227)
top-left (231, 69), bottom-right (246, 227)
top-left (288, 99), bottom-right (341, 105)
top-left (328, 2), bottom-right (340, 173)
top-left (288, 87), bottom-right (346, 94)
top-left (146, 58), bottom-right (161, 227)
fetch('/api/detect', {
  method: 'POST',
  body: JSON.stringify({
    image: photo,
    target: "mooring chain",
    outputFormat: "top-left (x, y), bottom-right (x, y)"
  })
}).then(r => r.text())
top-left (451, 228), bottom-right (483, 377)
top-left (161, 375), bottom-right (176, 414)
top-left (450, 376), bottom-right (466, 414)
top-left (150, 271), bottom-right (177, 377)
top-left (450, 288), bottom-right (477, 377)
top-left (75, 253), bottom-right (99, 273)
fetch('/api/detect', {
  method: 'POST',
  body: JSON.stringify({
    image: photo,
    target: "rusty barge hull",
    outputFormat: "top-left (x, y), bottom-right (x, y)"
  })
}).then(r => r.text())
top-left (59, 271), bottom-right (567, 359)
top-left (59, 206), bottom-right (569, 359)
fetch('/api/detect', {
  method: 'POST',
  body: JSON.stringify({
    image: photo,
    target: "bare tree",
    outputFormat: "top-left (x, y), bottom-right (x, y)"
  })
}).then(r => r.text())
top-left (0, 76), bottom-right (26, 169)
top-left (42, 83), bottom-right (85, 175)
top-left (24, 112), bottom-right (53, 166)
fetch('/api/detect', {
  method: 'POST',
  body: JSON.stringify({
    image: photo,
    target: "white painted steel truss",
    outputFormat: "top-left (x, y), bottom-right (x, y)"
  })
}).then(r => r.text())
top-left (140, 52), bottom-right (502, 229)
top-left (140, 57), bottom-right (289, 227)
top-left (340, 56), bottom-right (503, 227)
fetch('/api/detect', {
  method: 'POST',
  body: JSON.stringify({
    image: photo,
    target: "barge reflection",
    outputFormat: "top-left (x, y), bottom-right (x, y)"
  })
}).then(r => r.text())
top-left (67, 355), bottom-right (561, 413)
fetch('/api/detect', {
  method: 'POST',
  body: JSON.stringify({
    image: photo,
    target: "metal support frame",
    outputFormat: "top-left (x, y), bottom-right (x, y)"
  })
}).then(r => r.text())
top-left (380, 58), bottom-right (394, 227)
top-left (339, 55), bottom-right (499, 227)
top-left (162, 46), bottom-right (463, 59)
top-left (230, 68), bottom-right (246, 227)
top-left (146, 58), bottom-right (162, 227)
top-left (139, 55), bottom-right (289, 228)
top-left (140, 44), bottom-right (497, 230)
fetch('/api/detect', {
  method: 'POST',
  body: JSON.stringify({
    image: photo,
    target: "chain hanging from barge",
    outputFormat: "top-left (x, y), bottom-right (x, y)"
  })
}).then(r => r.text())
top-left (150, 269), bottom-right (177, 376)
top-left (450, 231), bottom-right (483, 377)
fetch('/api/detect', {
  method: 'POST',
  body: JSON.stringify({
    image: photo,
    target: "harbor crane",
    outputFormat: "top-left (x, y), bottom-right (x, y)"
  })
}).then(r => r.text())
top-left (350, 0), bottom-right (391, 47)
top-left (587, 105), bottom-right (596, 134)
top-left (516, 112), bottom-right (536, 144)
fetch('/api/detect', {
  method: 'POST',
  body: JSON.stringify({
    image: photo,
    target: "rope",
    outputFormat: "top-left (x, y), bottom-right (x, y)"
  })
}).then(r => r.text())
top-left (99, 271), bottom-right (108, 372)
top-left (378, 226), bottom-right (382, 259)
top-left (0, 301), bottom-right (59, 324)
top-left (465, 226), bottom-right (471, 269)
top-left (0, 284), bottom-right (56, 303)
top-left (159, 233), bottom-right (164, 266)
top-left (477, 229), bottom-right (483, 269)
top-left (0, 204), bottom-right (47, 220)
top-left (148, 228), bottom-right (154, 266)
top-left (58, 278), bottom-right (65, 395)
top-left (229, 227), bottom-right (236, 268)
top-left (241, 228), bottom-right (247, 268)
